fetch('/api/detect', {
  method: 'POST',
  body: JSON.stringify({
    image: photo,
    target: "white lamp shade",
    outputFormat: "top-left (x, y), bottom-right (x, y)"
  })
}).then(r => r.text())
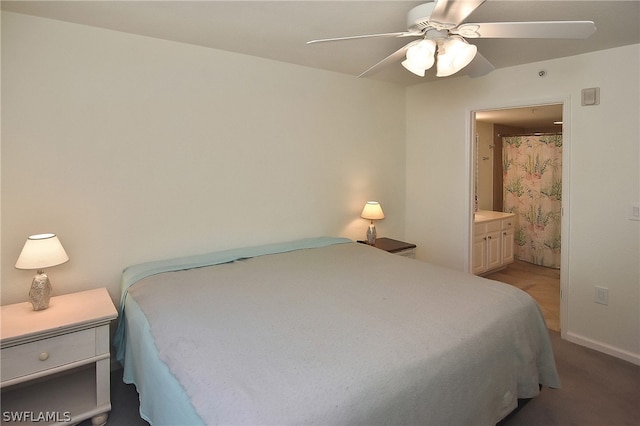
top-left (361, 201), bottom-right (385, 220)
top-left (402, 39), bottom-right (436, 77)
top-left (436, 36), bottom-right (477, 77)
top-left (15, 233), bottom-right (69, 270)
top-left (401, 59), bottom-right (427, 77)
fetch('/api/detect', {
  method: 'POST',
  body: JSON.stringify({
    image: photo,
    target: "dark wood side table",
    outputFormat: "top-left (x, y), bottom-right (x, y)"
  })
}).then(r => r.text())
top-left (359, 237), bottom-right (416, 258)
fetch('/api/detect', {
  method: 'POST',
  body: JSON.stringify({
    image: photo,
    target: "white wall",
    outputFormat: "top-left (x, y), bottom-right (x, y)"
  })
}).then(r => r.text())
top-left (475, 121), bottom-right (494, 211)
top-left (3, 11), bottom-right (639, 365)
top-left (406, 45), bottom-right (640, 364)
top-left (1, 12), bottom-right (406, 305)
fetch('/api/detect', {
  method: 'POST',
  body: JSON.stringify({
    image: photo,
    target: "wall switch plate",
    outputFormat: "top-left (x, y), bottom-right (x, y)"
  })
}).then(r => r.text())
top-left (595, 286), bottom-right (609, 305)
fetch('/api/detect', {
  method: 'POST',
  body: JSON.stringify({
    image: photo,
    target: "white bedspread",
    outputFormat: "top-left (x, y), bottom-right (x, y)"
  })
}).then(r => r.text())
top-left (126, 241), bottom-right (559, 425)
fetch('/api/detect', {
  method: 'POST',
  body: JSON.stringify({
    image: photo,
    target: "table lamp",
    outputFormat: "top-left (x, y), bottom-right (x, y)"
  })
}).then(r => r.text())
top-left (15, 233), bottom-right (69, 311)
top-left (361, 201), bottom-right (385, 245)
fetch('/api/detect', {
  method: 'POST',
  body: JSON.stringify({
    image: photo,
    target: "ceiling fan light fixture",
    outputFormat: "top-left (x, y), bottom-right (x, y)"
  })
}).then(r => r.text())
top-left (402, 39), bottom-right (436, 77)
top-left (307, 1), bottom-right (596, 81)
top-left (436, 36), bottom-right (477, 77)
top-left (402, 59), bottom-right (427, 77)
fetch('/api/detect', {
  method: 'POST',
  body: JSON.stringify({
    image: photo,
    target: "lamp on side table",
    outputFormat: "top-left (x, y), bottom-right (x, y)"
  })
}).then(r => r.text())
top-left (15, 233), bottom-right (69, 311)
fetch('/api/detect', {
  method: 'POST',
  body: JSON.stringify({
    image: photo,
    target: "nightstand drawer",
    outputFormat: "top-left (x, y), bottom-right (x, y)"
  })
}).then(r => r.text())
top-left (1, 328), bottom-right (96, 382)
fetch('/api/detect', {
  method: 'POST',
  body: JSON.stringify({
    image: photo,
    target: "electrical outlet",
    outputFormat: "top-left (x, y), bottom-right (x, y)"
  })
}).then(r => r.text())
top-left (595, 286), bottom-right (609, 305)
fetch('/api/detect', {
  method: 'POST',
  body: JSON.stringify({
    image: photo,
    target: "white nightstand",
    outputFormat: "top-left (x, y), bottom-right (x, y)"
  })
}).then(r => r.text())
top-left (1, 288), bottom-right (117, 426)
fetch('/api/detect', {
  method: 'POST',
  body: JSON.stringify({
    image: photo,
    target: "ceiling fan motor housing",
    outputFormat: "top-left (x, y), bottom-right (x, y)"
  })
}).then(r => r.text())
top-left (407, 2), bottom-right (437, 32)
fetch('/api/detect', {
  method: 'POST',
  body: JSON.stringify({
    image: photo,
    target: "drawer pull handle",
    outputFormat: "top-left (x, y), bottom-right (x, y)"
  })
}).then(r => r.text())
top-left (38, 352), bottom-right (49, 361)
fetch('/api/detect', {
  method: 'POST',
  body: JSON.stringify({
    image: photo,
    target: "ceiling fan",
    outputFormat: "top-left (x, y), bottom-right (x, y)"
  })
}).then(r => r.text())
top-left (307, 0), bottom-right (596, 78)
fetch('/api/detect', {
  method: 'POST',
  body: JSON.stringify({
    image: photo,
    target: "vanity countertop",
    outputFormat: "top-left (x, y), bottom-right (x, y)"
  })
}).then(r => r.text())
top-left (474, 210), bottom-right (515, 223)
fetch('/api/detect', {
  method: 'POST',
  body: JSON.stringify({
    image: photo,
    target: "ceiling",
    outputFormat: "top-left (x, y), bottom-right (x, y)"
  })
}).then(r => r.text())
top-left (2, 1), bottom-right (639, 86)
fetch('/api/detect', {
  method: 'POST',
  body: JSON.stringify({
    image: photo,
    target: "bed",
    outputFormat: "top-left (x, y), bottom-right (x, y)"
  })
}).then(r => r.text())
top-left (114, 237), bottom-right (560, 425)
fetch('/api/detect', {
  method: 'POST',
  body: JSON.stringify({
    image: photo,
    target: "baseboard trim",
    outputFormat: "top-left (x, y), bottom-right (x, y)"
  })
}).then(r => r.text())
top-left (564, 331), bottom-right (640, 366)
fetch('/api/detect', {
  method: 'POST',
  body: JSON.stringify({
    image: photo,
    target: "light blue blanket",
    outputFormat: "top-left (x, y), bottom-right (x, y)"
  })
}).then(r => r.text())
top-left (116, 239), bottom-right (560, 425)
top-left (113, 237), bottom-right (351, 360)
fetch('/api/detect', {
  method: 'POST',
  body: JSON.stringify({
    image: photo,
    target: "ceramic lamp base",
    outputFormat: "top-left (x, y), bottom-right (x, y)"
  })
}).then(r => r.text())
top-left (366, 223), bottom-right (377, 245)
top-left (29, 272), bottom-right (52, 311)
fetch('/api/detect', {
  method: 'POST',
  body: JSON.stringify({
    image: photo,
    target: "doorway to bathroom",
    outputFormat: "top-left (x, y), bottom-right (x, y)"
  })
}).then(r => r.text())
top-left (471, 103), bottom-right (564, 332)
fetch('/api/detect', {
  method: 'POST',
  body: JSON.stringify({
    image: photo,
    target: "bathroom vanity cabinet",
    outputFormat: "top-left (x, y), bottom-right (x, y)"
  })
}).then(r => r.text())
top-left (473, 211), bottom-right (516, 275)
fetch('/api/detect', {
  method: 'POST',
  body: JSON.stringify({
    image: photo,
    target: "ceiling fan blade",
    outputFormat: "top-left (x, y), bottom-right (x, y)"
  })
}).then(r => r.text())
top-left (465, 51), bottom-right (495, 78)
top-left (358, 41), bottom-right (419, 78)
top-left (455, 21), bottom-right (597, 39)
top-left (429, 0), bottom-right (486, 30)
top-left (307, 31), bottom-right (421, 44)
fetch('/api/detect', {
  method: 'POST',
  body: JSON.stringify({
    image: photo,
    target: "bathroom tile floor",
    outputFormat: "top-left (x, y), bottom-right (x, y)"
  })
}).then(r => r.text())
top-left (485, 259), bottom-right (561, 332)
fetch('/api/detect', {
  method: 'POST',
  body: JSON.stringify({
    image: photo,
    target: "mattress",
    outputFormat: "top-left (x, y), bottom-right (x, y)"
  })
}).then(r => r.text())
top-left (114, 237), bottom-right (559, 425)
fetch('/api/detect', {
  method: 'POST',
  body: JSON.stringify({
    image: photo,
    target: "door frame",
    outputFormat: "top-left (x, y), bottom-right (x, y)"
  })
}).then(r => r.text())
top-left (466, 97), bottom-right (571, 336)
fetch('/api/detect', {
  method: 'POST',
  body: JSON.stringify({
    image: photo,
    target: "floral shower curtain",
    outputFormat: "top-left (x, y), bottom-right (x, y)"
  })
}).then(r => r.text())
top-left (503, 134), bottom-right (562, 269)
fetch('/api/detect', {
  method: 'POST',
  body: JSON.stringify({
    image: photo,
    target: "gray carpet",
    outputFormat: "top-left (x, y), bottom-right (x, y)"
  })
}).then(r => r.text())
top-left (93, 331), bottom-right (640, 425)
top-left (503, 331), bottom-right (640, 426)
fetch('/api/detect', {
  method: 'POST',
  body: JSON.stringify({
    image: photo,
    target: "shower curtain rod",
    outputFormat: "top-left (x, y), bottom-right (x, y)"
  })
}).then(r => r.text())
top-left (498, 132), bottom-right (562, 137)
